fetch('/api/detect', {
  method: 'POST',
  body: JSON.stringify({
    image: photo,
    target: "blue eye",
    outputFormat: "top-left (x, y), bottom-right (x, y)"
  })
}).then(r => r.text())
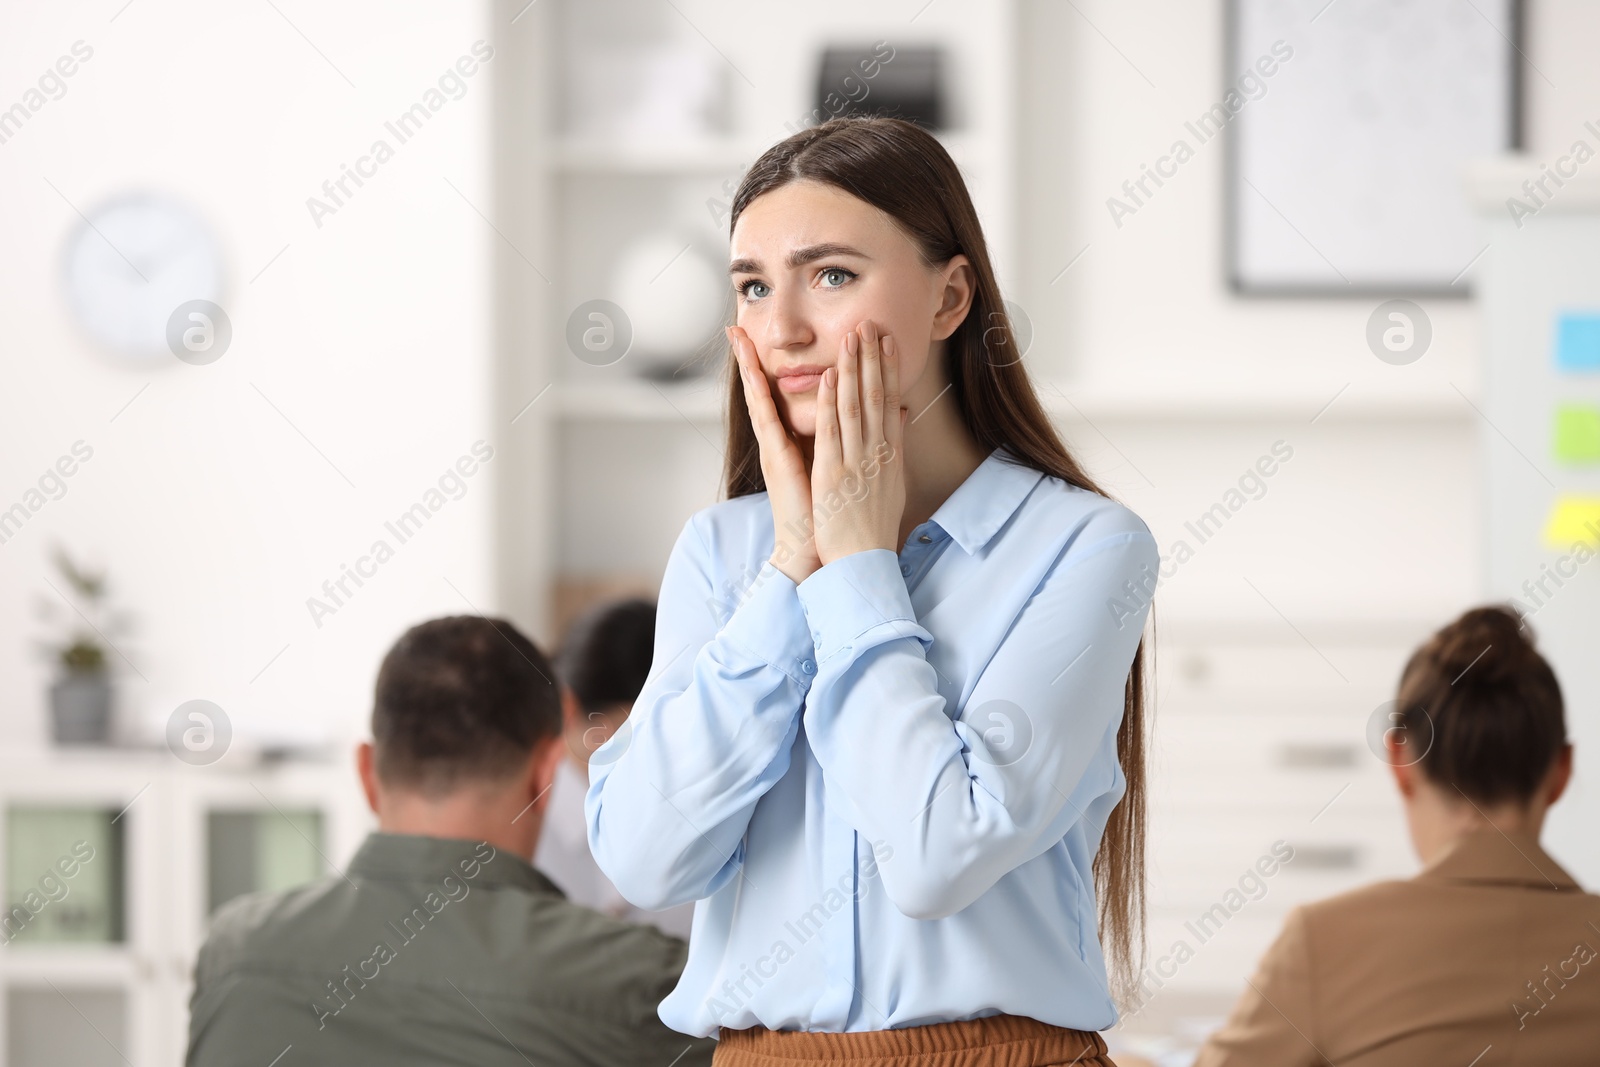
top-left (734, 266), bottom-right (857, 302)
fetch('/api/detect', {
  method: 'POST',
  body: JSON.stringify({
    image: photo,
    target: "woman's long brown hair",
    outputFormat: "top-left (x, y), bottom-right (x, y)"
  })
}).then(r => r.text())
top-left (719, 115), bottom-right (1154, 1006)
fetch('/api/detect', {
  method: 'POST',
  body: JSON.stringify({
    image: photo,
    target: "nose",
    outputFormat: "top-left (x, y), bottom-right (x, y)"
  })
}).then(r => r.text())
top-left (758, 287), bottom-right (814, 354)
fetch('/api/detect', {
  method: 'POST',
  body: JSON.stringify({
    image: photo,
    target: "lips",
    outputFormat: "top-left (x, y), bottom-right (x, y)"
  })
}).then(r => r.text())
top-left (775, 364), bottom-right (829, 394)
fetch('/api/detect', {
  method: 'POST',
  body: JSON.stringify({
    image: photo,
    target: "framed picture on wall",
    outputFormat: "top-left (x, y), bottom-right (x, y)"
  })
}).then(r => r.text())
top-left (1227, 0), bottom-right (1522, 296)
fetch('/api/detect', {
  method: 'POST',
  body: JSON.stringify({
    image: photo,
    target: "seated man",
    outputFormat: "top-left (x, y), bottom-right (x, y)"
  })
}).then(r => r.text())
top-left (1194, 604), bottom-right (1600, 1066)
top-left (187, 615), bottom-right (716, 1067)
top-left (536, 595), bottom-right (694, 940)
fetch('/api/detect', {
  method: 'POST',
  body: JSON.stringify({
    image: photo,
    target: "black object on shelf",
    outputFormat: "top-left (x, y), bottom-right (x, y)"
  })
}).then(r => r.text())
top-left (813, 44), bottom-right (945, 131)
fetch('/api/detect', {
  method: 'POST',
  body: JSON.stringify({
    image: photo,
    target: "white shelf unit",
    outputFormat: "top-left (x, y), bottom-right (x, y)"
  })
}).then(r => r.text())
top-left (0, 748), bottom-right (367, 1067)
top-left (499, 0), bottom-right (1021, 641)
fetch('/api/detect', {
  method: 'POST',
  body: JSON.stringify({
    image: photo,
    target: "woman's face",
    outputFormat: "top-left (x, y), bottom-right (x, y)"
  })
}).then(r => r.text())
top-left (729, 179), bottom-right (971, 438)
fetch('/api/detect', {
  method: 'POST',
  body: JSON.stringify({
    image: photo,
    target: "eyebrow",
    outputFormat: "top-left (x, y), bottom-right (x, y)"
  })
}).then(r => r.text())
top-left (728, 243), bottom-right (871, 276)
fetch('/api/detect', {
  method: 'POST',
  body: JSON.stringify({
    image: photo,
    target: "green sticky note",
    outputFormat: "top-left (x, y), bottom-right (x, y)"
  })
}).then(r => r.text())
top-left (1554, 405), bottom-right (1600, 463)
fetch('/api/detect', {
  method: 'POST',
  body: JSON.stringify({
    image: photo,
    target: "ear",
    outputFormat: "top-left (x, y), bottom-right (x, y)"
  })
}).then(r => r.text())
top-left (524, 735), bottom-right (567, 820)
top-left (930, 254), bottom-right (975, 342)
top-left (1546, 742), bottom-right (1575, 806)
top-left (1385, 734), bottom-right (1417, 799)
top-left (356, 741), bottom-right (380, 815)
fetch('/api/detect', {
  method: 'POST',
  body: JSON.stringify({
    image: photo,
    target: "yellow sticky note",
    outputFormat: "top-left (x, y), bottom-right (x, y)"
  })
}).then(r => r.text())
top-left (1542, 496), bottom-right (1600, 550)
top-left (1554, 405), bottom-right (1600, 463)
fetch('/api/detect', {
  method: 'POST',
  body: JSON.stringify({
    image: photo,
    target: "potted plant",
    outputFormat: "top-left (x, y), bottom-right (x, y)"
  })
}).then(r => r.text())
top-left (35, 545), bottom-right (129, 745)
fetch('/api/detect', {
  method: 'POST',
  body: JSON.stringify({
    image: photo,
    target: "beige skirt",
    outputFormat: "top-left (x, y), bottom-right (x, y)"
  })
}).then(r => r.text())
top-left (713, 1012), bottom-right (1121, 1067)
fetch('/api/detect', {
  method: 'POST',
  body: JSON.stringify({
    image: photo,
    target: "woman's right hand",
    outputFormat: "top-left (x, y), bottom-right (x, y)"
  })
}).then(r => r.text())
top-left (728, 324), bottom-right (822, 585)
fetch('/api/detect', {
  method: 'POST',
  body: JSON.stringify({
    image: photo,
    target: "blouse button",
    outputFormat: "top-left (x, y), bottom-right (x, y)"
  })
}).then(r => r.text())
top-left (918, 534), bottom-right (932, 543)
top-left (899, 561), bottom-right (911, 576)
top-left (800, 659), bottom-right (816, 675)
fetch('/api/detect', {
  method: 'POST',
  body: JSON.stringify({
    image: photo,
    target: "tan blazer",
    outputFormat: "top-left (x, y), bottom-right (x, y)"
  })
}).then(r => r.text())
top-left (1192, 827), bottom-right (1600, 1067)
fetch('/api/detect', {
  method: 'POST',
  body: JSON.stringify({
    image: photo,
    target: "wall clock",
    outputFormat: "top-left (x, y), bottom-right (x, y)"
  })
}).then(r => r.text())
top-left (61, 191), bottom-right (226, 364)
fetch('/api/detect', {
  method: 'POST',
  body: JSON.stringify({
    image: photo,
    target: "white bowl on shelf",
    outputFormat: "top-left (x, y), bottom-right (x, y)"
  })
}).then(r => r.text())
top-left (608, 233), bottom-right (728, 381)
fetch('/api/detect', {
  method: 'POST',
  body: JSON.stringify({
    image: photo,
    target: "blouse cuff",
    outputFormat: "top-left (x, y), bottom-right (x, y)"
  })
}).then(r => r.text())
top-left (717, 559), bottom-right (818, 688)
top-left (795, 548), bottom-right (930, 665)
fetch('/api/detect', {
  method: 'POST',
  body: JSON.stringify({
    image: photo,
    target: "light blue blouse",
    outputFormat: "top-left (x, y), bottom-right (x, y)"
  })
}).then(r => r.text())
top-left (585, 445), bottom-right (1159, 1037)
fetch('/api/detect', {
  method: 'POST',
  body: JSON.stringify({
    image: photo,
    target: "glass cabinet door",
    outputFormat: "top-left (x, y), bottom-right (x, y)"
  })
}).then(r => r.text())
top-left (206, 809), bottom-right (325, 915)
top-left (3, 807), bottom-right (125, 946)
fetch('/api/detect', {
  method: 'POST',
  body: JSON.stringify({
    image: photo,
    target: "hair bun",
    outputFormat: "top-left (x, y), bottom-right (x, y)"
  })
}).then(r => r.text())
top-left (1430, 604), bottom-right (1534, 686)
top-left (1397, 602), bottom-right (1566, 806)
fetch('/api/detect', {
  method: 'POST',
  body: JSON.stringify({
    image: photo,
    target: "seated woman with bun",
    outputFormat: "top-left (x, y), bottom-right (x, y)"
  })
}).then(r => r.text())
top-left (1194, 603), bottom-right (1600, 1066)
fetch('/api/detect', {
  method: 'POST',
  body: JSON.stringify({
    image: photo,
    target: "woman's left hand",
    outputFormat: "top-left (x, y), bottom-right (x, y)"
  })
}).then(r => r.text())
top-left (811, 320), bottom-right (908, 566)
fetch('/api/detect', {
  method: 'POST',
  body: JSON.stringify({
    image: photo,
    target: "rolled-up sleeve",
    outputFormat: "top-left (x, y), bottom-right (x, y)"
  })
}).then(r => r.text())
top-left (586, 512), bottom-right (815, 911)
top-left (795, 520), bottom-right (1158, 921)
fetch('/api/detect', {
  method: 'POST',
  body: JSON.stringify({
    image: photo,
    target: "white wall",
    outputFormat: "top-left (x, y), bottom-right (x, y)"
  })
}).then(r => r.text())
top-left (1015, 0), bottom-right (1598, 635)
top-left (0, 2), bottom-right (496, 754)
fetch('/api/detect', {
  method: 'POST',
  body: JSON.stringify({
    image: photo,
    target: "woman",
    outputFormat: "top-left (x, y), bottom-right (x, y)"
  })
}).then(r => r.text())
top-left (1194, 604), bottom-right (1598, 1066)
top-left (586, 115), bottom-right (1159, 1066)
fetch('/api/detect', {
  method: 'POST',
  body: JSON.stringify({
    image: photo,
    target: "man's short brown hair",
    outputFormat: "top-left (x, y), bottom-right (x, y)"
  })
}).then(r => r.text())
top-left (371, 615), bottom-right (560, 794)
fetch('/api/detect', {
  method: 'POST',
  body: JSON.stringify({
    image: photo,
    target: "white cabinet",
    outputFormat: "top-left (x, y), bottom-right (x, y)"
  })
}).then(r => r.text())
top-left (0, 750), bottom-right (366, 1066)
top-left (1129, 628), bottom-right (1421, 1037)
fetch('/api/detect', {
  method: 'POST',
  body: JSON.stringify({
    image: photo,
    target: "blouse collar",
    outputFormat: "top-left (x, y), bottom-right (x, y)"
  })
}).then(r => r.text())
top-left (927, 446), bottom-right (1047, 556)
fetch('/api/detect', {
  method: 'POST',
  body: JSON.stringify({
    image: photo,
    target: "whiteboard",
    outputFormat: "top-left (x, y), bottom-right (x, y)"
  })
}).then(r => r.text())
top-left (1229, 0), bottom-right (1519, 294)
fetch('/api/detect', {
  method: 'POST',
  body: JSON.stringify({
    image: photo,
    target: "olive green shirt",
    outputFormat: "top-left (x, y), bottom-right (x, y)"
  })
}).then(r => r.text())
top-left (187, 832), bottom-right (715, 1067)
